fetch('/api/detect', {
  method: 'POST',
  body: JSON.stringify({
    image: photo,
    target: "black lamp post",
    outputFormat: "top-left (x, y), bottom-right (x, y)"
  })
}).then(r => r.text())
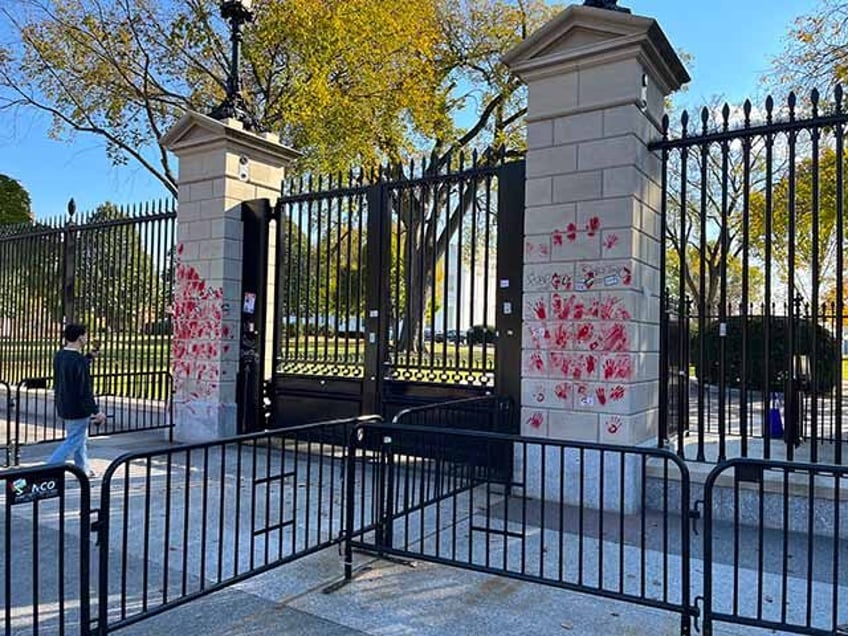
top-left (209, 0), bottom-right (257, 129)
top-left (583, 0), bottom-right (631, 13)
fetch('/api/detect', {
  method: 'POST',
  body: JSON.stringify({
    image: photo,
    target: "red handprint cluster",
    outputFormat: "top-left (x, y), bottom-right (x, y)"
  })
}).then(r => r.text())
top-left (171, 244), bottom-right (233, 402)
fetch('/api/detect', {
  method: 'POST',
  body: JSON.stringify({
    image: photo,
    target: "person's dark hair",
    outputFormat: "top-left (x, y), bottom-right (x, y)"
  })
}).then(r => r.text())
top-left (63, 323), bottom-right (87, 343)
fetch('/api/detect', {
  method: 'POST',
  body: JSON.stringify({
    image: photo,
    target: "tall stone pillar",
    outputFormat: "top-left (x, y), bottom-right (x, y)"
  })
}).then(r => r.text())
top-left (503, 6), bottom-right (688, 449)
top-left (161, 113), bottom-right (299, 442)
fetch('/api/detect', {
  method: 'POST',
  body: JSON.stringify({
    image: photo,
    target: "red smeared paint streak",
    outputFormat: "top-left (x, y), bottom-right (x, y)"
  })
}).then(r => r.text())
top-left (596, 296), bottom-right (632, 321)
top-left (600, 323), bottom-right (629, 352)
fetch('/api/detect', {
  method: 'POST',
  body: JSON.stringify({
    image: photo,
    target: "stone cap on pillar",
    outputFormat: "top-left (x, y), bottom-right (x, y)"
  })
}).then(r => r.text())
top-left (502, 4), bottom-right (689, 115)
top-left (161, 110), bottom-right (301, 166)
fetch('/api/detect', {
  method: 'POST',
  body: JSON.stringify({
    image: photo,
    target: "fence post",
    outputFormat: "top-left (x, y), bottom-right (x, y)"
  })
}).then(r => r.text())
top-left (495, 161), bottom-right (525, 432)
top-left (362, 183), bottom-right (390, 415)
top-left (159, 113), bottom-right (299, 441)
top-left (62, 199), bottom-right (76, 324)
top-left (502, 5), bottom-right (689, 470)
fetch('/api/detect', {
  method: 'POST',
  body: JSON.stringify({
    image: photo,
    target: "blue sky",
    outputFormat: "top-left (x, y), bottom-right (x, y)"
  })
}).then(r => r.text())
top-left (2, 0), bottom-right (813, 219)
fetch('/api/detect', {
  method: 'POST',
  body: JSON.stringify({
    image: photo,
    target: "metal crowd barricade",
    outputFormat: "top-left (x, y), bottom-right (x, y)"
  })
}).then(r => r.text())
top-left (702, 458), bottom-right (848, 635)
top-left (1, 464), bottom-right (92, 635)
top-left (1, 380), bottom-right (11, 467)
top-left (345, 415), bottom-right (698, 635)
top-left (94, 415), bottom-right (380, 634)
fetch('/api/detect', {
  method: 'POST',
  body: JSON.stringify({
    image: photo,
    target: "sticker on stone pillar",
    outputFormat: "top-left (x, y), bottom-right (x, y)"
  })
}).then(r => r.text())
top-left (242, 292), bottom-right (256, 314)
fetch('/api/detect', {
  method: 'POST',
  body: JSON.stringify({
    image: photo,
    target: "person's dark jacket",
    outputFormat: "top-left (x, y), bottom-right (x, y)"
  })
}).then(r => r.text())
top-left (54, 349), bottom-right (98, 420)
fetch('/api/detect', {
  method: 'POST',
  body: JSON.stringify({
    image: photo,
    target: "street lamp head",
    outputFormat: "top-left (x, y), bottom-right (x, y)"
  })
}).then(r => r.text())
top-left (220, 0), bottom-right (254, 23)
top-left (583, 0), bottom-right (631, 13)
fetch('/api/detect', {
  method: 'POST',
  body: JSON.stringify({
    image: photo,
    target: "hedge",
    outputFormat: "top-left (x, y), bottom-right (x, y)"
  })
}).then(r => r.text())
top-left (690, 315), bottom-right (840, 393)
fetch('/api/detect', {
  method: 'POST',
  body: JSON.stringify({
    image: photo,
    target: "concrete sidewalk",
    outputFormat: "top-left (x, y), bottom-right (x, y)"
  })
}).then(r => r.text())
top-left (3, 430), bottom-right (843, 636)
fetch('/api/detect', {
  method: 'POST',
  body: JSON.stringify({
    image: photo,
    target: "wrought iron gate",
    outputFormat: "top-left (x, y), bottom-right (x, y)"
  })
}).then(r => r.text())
top-left (263, 154), bottom-right (525, 429)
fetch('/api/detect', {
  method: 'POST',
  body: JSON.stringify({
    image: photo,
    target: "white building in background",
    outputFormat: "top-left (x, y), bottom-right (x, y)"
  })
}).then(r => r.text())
top-left (432, 242), bottom-right (497, 334)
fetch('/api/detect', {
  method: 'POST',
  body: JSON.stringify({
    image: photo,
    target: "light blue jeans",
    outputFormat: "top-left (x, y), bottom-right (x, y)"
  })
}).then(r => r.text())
top-left (48, 417), bottom-right (91, 473)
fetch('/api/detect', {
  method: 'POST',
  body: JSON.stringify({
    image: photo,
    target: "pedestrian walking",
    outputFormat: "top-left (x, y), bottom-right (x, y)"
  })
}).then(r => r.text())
top-left (47, 324), bottom-right (106, 478)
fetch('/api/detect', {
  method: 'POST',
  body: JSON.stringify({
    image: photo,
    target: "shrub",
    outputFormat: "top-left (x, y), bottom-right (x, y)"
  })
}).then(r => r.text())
top-left (690, 315), bottom-right (839, 394)
top-left (466, 324), bottom-right (497, 345)
top-left (141, 319), bottom-right (172, 336)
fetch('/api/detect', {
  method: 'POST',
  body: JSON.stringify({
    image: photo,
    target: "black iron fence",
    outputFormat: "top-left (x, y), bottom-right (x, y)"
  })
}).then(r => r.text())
top-left (0, 198), bottom-right (177, 388)
top-left (702, 459), bottom-right (848, 635)
top-left (1, 464), bottom-right (92, 636)
top-left (7, 371), bottom-right (173, 466)
top-left (652, 88), bottom-right (847, 464)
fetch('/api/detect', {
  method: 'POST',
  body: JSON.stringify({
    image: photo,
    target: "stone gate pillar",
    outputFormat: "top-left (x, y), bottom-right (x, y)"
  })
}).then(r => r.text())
top-left (503, 5), bottom-right (688, 449)
top-left (161, 113), bottom-right (299, 442)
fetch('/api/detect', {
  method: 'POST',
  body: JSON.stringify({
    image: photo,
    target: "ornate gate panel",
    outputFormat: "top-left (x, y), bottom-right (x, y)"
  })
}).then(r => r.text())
top-left (265, 154), bottom-right (525, 429)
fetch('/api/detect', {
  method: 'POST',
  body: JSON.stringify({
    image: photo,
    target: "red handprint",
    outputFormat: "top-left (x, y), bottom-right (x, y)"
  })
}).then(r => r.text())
top-left (552, 230), bottom-right (564, 246)
top-left (533, 298), bottom-right (547, 320)
top-left (528, 412), bottom-right (545, 429)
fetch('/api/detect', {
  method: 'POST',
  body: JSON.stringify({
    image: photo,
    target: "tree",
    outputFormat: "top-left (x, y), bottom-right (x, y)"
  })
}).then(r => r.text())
top-left (664, 102), bottom-right (769, 314)
top-left (74, 203), bottom-right (157, 331)
top-left (0, 0), bottom-right (457, 194)
top-left (0, 174), bottom-right (32, 225)
top-left (749, 146), bottom-right (843, 305)
top-left (769, 0), bottom-right (848, 98)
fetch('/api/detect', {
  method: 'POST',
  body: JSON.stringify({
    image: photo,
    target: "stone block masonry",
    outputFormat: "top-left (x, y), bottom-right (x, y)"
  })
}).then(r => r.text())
top-left (503, 4), bottom-right (689, 455)
top-left (161, 113), bottom-right (299, 442)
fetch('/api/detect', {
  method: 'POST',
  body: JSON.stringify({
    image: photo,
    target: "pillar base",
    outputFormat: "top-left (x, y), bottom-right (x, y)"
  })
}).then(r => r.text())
top-left (173, 400), bottom-right (237, 443)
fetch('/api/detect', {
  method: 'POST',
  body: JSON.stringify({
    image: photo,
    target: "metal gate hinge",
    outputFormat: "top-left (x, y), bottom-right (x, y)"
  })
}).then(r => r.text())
top-left (693, 596), bottom-right (704, 633)
top-left (689, 500), bottom-right (703, 536)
